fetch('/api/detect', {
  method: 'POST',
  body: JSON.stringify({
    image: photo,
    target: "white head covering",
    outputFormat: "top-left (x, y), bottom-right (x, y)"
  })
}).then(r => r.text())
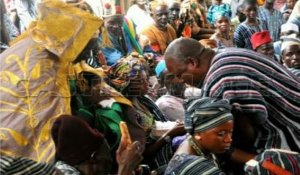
top-left (281, 23), bottom-right (299, 33)
top-left (281, 34), bottom-right (300, 52)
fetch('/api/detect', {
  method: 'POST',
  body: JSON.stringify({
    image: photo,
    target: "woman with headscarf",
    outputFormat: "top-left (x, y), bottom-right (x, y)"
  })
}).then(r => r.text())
top-left (210, 9), bottom-right (234, 49)
top-left (107, 54), bottom-right (186, 171)
top-left (165, 97), bottom-right (234, 175)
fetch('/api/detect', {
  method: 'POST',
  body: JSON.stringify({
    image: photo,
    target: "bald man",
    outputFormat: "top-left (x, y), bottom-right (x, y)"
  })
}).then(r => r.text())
top-left (164, 38), bottom-right (300, 163)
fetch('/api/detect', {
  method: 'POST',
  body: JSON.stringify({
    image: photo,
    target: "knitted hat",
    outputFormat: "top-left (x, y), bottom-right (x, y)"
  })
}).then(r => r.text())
top-left (244, 149), bottom-right (300, 175)
top-left (51, 115), bottom-right (105, 165)
top-left (250, 31), bottom-right (273, 50)
top-left (184, 97), bottom-right (234, 134)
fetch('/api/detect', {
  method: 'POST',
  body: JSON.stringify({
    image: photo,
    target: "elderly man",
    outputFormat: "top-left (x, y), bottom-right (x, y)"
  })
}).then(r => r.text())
top-left (274, 23), bottom-right (299, 56)
top-left (281, 35), bottom-right (300, 77)
top-left (164, 38), bottom-right (300, 164)
top-left (250, 31), bottom-right (282, 63)
top-left (99, 0), bottom-right (154, 66)
top-left (141, 1), bottom-right (176, 55)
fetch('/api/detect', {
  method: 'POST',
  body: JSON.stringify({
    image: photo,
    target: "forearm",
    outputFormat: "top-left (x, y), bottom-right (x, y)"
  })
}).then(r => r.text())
top-left (118, 164), bottom-right (135, 175)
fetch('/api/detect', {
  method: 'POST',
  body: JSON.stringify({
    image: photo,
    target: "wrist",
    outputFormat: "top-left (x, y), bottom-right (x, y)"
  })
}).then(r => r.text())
top-left (118, 164), bottom-right (134, 175)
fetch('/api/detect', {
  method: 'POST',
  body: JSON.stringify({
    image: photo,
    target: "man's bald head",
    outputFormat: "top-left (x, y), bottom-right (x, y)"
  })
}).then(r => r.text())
top-left (164, 38), bottom-right (205, 64)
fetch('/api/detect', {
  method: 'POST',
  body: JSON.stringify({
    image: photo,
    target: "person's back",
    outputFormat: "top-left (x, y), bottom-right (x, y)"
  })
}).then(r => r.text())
top-left (201, 48), bottom-right (300, 152)
top-left (0, 0), bottom-right (102, 162)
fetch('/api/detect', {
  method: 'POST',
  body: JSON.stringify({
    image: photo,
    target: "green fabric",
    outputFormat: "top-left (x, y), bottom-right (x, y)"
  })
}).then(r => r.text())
top-left (70, 79), bottom-right (123, 151)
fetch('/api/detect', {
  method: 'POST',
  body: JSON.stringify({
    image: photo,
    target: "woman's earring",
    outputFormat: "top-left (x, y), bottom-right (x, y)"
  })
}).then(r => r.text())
top-left (194, 135), bottom-right (201, 140)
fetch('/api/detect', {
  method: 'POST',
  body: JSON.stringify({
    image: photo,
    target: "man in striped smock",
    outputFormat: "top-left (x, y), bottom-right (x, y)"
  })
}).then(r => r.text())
top-left (164, 38), bottom-right (300, 161)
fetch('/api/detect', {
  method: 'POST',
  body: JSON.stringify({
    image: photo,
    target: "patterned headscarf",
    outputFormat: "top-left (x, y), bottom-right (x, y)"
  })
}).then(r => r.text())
top-left (212, 8), bottom-right (232, 25)
top-left (108, 53), bottom-right (147, 93)
top-left (184, 97), bottom-right (234, 134)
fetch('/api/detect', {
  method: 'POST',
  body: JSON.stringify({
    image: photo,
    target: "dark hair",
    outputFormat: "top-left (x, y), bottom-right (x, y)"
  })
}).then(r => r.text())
top-left (238, 0), bottom-right (257, 10)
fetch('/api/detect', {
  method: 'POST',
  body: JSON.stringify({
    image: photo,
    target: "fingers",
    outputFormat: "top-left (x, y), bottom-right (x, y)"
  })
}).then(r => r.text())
top-left (117, 136), bottom-right (126, 154)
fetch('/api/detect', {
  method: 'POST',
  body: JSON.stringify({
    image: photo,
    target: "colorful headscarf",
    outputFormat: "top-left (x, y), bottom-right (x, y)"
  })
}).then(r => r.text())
top-left (108, 53), bottom-right (147, 93)
top-left (184, 97), bottom-right (234, 134)
top-left (212, 8), bottom-right (232, 25)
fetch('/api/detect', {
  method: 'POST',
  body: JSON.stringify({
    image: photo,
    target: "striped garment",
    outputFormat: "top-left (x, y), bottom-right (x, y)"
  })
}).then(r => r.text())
top-left (234, 20), bottom-right (268, 50)
top-left (165, 154), bottom-right (225, 175)
top-left (258, 7), bottom-right (285, 42)
top-left (201, 48), bottom-right (300, 153)
top-left (244, 149), bottom-right (300, 174)
top-left (0, 156), bottom-right (56, 175)
top-left (288, 68), bottom-right (300, 77)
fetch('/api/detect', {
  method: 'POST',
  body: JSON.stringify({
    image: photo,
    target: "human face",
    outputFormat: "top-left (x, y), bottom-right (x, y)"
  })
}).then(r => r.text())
top-left (166, 59), bottom-right (203, 87)
top-left (287, 0), bottom-right (295, 9)
top-left (256, 42), bottom-right (275, 57)
top-left (243, 4), bottom-right (258, 20)
top-left (104, 15), bottom-right (123, 36)
top-left (237, 11), bottom-right (246, 23)
top-left (282, 44), bottom-right (300, 69)
top-left (127, 70), bottom-right (149, 96)
top-left (168, 3), bottom-right (180, 20)
top-left (153, 5), bottom-right (169, 29)
top-left (214, 0), bottom-right (222, 5)
top-left (196, 121), bottom-right (234, 154)
top-left (215, 16), bottom-right (230, 33)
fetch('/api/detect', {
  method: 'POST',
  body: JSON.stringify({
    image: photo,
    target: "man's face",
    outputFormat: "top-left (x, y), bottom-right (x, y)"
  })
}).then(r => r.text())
top-left (166, 59), bottom-right (203, 87)
top-left (215, 16), bottom-right (230, 32)
top-left (281, 30), bottom-right (297, 37)
top-left (196, 121), bottom-right (234, 154)
top-left (256, 42), bottom-right (275, 58)
top-left (286, 0), bottom-right (295, 9)
top-left (104, 15), bottom-right (123, 36)
top-left (243, 4), bottom-right (258, 20)
top-left (168, 3), bottom-right (180, 20)
top-left (282, 44), bottom-right (300, 69)
top-left (153, 5), bottom-right (169, 29)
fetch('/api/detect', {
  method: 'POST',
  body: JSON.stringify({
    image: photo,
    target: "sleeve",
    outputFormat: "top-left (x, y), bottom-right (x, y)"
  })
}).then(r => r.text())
top-left (234, 25), bottom-right (245, 48)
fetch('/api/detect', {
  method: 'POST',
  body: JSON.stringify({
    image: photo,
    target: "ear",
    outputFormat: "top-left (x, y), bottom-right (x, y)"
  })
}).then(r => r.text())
top-left (187, 57), bottom-right (200, 68)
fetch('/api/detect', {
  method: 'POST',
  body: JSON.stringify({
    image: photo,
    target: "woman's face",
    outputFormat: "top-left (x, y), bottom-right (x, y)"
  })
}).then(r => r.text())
top-left (215, 16), bottom-right (230, 32)
top-left (243, 4), bottom-right (258, 20)
top-left (127, 70), bottom-right (149, 96)
top-left (195, 121), bottom-right (234, 154)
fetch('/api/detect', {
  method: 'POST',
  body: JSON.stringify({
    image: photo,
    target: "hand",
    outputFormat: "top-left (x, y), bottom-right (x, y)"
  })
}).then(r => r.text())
top-left (116, 137), bottom-right (143, 175)
top-left (167, 122), bottom-right (186, 138)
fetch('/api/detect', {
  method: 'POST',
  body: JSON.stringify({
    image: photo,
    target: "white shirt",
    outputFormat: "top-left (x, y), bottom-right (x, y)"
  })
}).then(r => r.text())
top-left (126, 4), bottom-right (154, 34)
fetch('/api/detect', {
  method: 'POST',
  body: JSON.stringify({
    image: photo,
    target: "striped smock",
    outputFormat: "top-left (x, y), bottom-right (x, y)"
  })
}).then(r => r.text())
top-left (201, 48), bottom-right (300, 153)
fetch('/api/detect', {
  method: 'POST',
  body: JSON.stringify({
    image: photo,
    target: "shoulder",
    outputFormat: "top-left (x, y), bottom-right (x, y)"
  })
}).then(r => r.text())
top-left (166, 154), bottom-right (224, 175)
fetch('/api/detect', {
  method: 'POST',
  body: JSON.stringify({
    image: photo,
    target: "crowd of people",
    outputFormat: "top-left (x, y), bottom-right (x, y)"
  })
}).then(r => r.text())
top-left (1, 0), bottom-right (300, 174)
